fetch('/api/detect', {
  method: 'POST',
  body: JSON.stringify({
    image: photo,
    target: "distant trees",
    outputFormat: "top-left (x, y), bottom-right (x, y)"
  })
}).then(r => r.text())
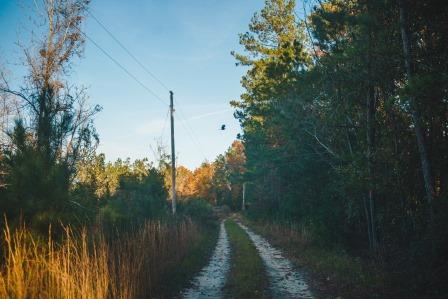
top-left (233, 0), bottom-right (448, 293)
top-left (214, 141), bottom-right (246, 209)
top-left (170, 141), bottom-right (246, 209)
top-left (75, 155), bottom-right (168, 225)
top-left (176, 166), bottom-right (195, 197)
top-left (190, 162), bottom-right (216, 203)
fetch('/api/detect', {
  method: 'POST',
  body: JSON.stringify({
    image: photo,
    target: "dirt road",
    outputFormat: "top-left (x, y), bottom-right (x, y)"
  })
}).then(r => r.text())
top-left (183, 219), bottom-right (313, 299)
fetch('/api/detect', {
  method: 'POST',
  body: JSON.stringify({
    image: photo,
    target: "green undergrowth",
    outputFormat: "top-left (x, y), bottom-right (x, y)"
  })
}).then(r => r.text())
top-left (224, 219), bottom-right (270, 299)
top-left (297, 248), bottom-right (384, 298)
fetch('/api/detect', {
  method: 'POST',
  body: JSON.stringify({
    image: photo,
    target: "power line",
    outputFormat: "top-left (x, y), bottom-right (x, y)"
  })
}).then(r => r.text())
top-left (30, 5), bottom-right (167, 106)
top-left (83, 12), bottom-right (209, 162)
top-left (81, 31), bottom-right (168, 106)
top-left (160, 107), bottom-right (170, 140)
top-left (177, 111), bottom-right (208, 161)
top-left (85, 11), bottom-right (206, 152)
top-left (86, 9), bottom-right (171, 92)
top-left (81, 27), bottom-right (208, 162)
top-left (175, 101), bottom-right (208, 160)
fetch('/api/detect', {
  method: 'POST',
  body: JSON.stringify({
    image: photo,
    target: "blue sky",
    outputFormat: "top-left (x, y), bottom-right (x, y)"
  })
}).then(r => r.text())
top-left (0, 0), bottom-right (265, 169)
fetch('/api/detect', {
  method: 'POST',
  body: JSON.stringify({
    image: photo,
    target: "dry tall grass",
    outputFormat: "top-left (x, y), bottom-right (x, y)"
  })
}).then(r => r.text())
top-left (0, 219), bottom-right (199, 299)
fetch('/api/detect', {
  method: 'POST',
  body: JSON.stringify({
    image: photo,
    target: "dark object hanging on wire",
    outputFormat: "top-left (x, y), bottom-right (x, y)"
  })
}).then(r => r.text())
top-left (221, 124), bottom-right (226, 130)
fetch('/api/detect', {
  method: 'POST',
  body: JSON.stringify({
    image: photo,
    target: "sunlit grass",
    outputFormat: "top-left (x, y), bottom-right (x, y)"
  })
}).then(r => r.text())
top-left (0, 219), bottom-right (200, 299)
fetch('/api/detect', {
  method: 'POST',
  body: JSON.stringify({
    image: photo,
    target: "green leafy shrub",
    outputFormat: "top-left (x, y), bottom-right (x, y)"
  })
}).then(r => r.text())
top-left (178, 198), bottom-right (217, 227)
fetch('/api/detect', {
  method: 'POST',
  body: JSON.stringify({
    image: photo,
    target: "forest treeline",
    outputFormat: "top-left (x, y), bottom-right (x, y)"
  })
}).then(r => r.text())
top-left (173, 140), bottom-right (245, 209)
top-left (73, 139), bottom-right (245, 225)
top-left (230, 0), bottom-right (448, 295)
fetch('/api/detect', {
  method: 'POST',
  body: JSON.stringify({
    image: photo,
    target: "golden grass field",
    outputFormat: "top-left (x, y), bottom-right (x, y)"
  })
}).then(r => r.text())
top-left (0, 219), bottom-right (200, 299)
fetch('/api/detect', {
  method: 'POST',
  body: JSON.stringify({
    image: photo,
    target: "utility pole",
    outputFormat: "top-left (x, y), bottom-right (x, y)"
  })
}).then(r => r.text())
top-left (170, 91), bottom-right (176, 214)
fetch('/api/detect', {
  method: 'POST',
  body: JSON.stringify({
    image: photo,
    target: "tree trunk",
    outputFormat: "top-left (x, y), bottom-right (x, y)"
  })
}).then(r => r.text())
top-left (398, 0), bottom-right (435, 222)
top-left (365, 0), bottom-right (377, 250)
top-left (366, 85), bottom-right (377, 250)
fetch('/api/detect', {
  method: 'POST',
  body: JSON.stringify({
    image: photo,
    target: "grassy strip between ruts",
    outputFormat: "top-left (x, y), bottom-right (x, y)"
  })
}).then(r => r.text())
top-left (155, 222), bottom-right (220, 298)
top-left (224, 219), bottom-right (270, 299)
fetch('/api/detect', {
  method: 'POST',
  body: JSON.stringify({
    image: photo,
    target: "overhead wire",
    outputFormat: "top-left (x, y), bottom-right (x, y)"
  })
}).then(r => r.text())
top-left (160, 108), bottom-right (170, 140)
top-left (81, 31), bottom-right (168, 107)
top-left (84, 10), bottom-right (212, 162)
top-left (34, 4), bottom-right (207, 165)
top-left (176, 108), bottom-right (208, 161)
top-left (29, 1), bottom-right (169, 107)
top-left (175, 102), bottom-right (208, 161)
top-left (86, 9), bottom-right (171, 92)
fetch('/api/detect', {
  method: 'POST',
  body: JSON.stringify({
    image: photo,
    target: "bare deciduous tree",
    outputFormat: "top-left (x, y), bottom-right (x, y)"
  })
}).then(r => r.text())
top-left (0, 0), bottom-right (100, 179)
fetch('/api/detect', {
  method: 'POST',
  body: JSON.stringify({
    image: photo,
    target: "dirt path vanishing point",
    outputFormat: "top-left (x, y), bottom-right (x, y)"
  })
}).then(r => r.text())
top-left (237, 222), bottom-right (313, 299)
top-left (182, 221), bottom-right (231, 299)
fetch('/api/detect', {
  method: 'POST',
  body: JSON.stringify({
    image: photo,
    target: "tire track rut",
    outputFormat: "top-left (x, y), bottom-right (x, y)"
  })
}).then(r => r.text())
top-left (237, 222), bottom-right (313, 299)
top-left (182, 221), bottom-right (230, 299)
